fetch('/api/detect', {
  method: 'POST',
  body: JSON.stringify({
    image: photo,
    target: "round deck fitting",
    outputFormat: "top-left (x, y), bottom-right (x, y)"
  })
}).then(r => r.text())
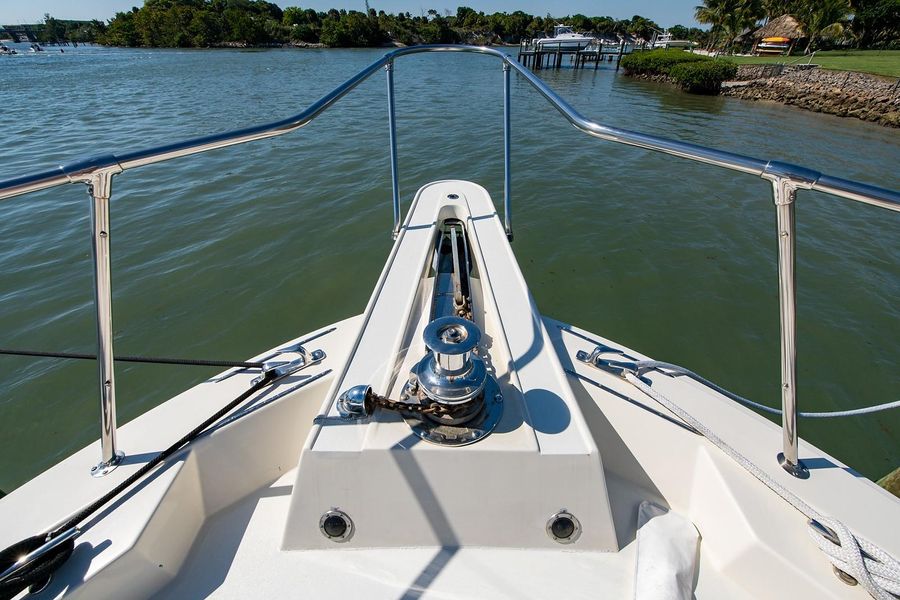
top-left (546, 510), bottom-right (581, 544)
top-left (319, 509), bottom-right (354, 543)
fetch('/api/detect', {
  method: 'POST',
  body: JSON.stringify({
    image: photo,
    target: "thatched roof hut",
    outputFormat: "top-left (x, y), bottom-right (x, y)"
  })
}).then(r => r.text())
top-left (753, 15), bottom-right (805, 41)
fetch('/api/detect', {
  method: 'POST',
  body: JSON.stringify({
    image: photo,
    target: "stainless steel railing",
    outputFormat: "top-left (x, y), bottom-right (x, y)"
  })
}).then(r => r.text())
top-left (0, 45), bottom-right (897, 477)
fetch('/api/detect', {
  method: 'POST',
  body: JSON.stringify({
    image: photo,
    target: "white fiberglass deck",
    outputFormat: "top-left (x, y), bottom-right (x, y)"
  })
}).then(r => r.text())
top-left (1, 181), bottom-right (897, 600)
top-left (156, 468), bottom-right (753, 600)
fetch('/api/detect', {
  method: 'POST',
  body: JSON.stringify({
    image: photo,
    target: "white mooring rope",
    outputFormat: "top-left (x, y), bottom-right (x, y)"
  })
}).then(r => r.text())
top-left (627, 360), bottom-right (900, 418)
top-left (620, 369), bottom-right (900, 600)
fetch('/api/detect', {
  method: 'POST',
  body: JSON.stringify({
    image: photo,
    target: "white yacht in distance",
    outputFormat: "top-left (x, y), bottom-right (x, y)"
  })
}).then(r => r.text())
top-left (0, 46), bottom-right (898, 600)
top-left (533, 24), bottom-right (594, 50)
top-left (652, 30), bottom-right (696, 49)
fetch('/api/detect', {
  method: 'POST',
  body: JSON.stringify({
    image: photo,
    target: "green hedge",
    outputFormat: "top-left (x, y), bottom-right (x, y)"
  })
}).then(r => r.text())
top-left (620, 49), bottom-right (737, 94)
top-left (619, 49), bottom-right (706, 75)
top-left (670, 61), bottom-right (738, 94)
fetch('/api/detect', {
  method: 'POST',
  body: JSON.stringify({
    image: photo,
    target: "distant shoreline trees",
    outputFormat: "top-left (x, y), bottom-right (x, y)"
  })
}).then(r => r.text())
top-left (0, 16), bottom-right (106, 44)
top-left (96, 0), bottom-right (710, 48)
top-left (30, 0), bottom-right (896, 51)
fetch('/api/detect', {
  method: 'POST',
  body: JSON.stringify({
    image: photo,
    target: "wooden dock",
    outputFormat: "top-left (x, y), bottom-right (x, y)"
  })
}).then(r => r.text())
top-left (517, 40), bottom-right (631, 71)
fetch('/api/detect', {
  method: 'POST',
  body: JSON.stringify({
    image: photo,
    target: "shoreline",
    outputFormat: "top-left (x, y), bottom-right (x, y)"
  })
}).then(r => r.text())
top-left (721, 65), bottom-right (900, 128)
top-left (626, 64), bottom-right (900, 128)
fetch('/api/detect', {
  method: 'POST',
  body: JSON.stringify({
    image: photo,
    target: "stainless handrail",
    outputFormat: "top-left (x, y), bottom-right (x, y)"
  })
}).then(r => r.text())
top-left (4, 46), bottom-right (897, 209)
top-left (0, 45), bottom-right (897, 477)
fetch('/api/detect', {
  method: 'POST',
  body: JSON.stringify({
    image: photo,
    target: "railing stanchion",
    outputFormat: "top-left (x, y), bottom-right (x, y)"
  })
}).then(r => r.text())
top-left (503, 61), bottom-right (513, 241)
top-left (87, 168), bottom-right (125, 477)
top-left (0, 47), bottom-right (892, 484)
top-left (385, 61), bottom-right (401, 239)
top-left (770, 176), bottom-right (809, 479)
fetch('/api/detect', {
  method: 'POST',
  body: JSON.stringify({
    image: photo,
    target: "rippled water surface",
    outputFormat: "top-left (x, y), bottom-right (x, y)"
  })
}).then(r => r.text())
top-left (0, 44), bottom-right (897, 490)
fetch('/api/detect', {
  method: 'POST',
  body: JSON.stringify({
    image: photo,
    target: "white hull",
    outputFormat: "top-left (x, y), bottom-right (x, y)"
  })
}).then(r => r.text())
top-left (1, 181), bottom-right (897, 599)
top-left (652, 33), bottom-right (696, 49)
top-left (653, 41), bottom-right (694, 49)
top-left (536, 39), bottom-right (593, 50)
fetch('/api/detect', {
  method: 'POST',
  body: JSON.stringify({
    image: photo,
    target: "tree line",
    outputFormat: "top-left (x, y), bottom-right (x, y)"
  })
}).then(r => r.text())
top-left (33, 0), bottom-right (897, 50)
top-left (95, 0), bottom-right (710, 48)
top-left (696, 0), bottom-right (899, 51)
top-left (2, 16), bottom-right (106, 44)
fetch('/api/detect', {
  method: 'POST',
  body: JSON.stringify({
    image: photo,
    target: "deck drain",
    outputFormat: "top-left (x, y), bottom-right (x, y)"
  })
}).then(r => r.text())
top-left (546, 510), bottom-right (581, 544)
top-left (319, 509), bottom-right (354, 542)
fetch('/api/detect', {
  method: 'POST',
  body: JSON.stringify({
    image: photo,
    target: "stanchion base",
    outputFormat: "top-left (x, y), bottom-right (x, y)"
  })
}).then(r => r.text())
top-left (91, 451), bottom-right (125, 478)
top-left (778, 452), bottom-right (809, 479)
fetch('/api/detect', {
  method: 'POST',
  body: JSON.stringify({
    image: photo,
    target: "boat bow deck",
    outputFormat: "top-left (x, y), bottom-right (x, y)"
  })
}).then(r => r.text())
top-left (285, 180), bottom-right (618, 551)
top-left (0, 183), bottom-right (896, 599)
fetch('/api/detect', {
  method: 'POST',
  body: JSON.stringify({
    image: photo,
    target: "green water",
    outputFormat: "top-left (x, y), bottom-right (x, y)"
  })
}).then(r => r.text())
top-left (0, 45), bottom-right (897, 491)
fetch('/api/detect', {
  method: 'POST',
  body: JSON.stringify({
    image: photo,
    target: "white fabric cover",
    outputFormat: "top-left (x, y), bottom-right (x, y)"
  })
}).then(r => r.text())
top-left (633, 501), bottom-right (700, 600)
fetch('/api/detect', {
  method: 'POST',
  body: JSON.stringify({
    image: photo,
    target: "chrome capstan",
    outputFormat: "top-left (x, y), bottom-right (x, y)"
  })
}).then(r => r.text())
top-left (335, 219), bottom-right (503, 445)
top-left (416, 317), bottom-right (486, 407)
top-left (402, 315), bottom-right (502, 443)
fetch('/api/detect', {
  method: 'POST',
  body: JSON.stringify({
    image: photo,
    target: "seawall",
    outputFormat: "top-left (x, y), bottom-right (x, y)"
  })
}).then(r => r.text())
top-left (722, 64), bottom-right (900, 128)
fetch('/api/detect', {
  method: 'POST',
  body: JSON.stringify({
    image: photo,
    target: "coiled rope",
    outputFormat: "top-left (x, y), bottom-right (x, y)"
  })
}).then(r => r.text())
top-left (616, 365), bottom-right (900, 599)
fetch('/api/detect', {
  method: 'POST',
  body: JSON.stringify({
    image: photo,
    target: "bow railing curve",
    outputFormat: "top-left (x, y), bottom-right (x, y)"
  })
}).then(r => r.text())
top-left (0, 44), bottom-right (897, 478)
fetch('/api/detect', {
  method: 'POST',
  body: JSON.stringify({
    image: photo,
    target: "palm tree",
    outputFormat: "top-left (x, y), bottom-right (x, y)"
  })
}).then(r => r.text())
top-left (695, 0), bottom-right (727, 49)
top-left (726, 0), bottom-right (764, 50)
top-left (627, 15), bottom-right (660, 42)
top-left (793, 0), bottom-right (851, 52)
top-left (762, 0), bottom-right (792, 22)
top-left (695, 0), bottom-right (764, 51)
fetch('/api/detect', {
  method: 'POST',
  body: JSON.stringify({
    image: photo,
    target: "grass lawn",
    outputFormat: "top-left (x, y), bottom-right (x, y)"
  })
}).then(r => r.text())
top-left (727, 50), bottom-right (900, 78)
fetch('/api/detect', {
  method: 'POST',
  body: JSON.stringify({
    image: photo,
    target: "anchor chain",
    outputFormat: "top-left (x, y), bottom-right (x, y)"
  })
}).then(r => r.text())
top-left (370, 390), bottom-right (472, 419)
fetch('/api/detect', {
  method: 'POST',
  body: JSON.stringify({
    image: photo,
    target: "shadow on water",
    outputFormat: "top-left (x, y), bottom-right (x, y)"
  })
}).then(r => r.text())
top-left (611, 76), bottom-right (729, 117)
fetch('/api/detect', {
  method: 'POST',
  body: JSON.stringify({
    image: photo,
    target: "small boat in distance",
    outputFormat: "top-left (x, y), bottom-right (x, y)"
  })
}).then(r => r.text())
top-left (651, 30), bottom-right (696, 49)
top-left (533, 24), bottom-right (594, 50)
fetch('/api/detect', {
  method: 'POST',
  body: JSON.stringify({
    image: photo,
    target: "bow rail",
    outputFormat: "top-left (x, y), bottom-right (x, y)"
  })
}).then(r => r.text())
top-left (0, 45), bottom-right (897, 477)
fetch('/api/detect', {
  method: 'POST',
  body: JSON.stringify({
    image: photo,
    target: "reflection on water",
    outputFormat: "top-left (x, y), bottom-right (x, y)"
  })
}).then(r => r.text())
top-left (0, 45), bottom-right (897, 490)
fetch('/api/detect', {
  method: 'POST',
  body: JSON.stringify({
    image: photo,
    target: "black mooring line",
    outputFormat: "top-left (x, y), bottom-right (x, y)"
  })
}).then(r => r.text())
top-left (0, 348), bottom-right (264, 369)
top-left (1, 326), bottom-right (340, 370)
